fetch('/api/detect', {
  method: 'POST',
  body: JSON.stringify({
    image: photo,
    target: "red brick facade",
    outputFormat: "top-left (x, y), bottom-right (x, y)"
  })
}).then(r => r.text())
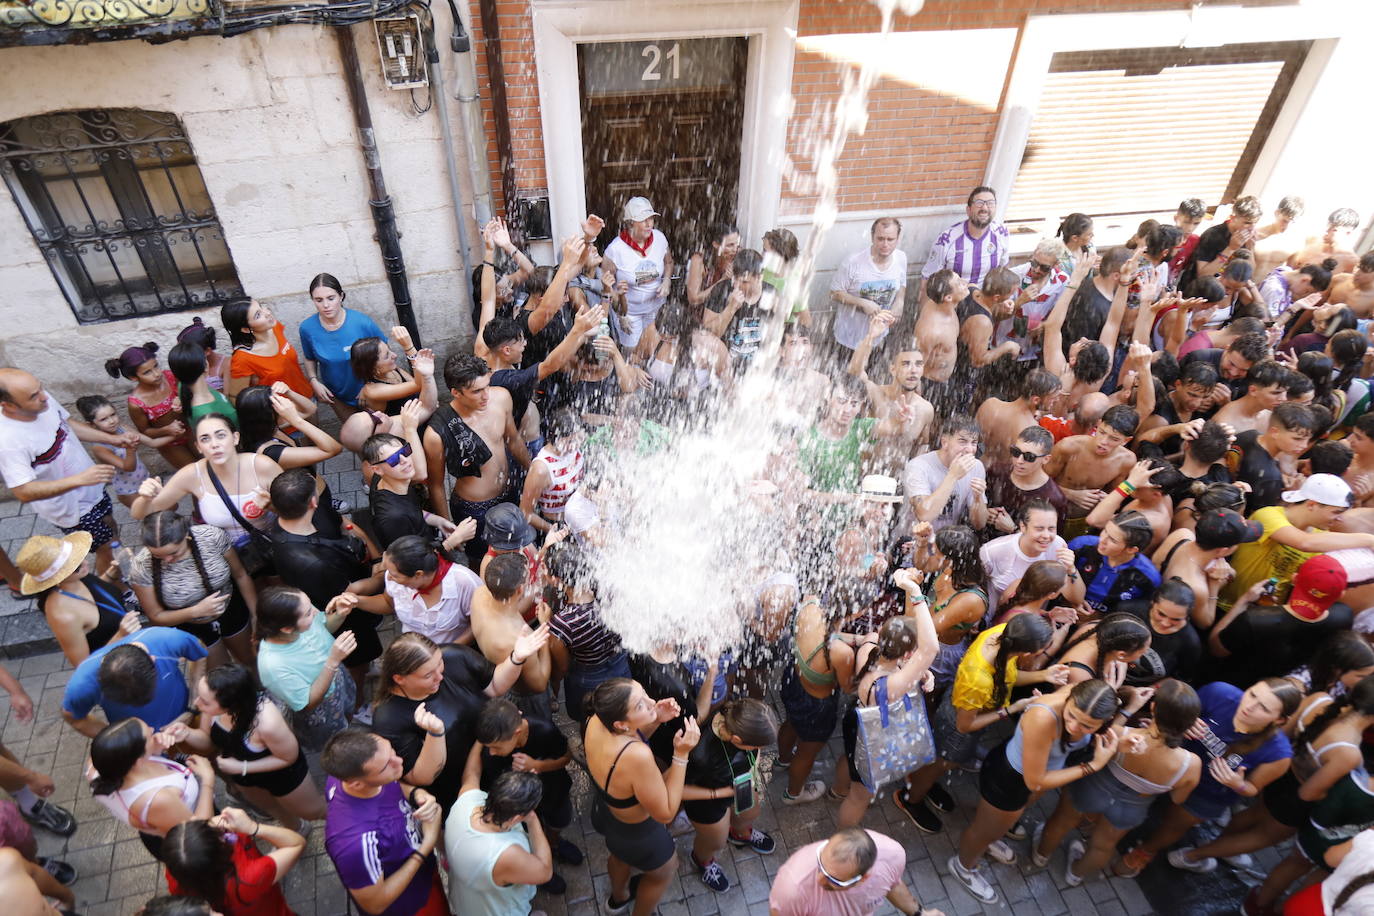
top-left (467, 0), bottom-right (1229, 220)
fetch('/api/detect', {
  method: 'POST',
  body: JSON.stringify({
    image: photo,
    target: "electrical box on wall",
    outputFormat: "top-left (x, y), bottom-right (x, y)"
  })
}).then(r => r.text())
top-left (374, 15), bottom-right (429, 90)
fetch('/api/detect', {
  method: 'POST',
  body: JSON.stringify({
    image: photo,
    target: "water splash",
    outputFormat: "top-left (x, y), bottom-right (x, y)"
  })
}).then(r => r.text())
top-left (591, 0), bottom-right (921, 658)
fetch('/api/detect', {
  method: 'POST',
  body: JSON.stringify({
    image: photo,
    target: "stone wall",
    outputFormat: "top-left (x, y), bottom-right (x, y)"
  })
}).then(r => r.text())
top-left (0, 21), bottom-right (480, 408)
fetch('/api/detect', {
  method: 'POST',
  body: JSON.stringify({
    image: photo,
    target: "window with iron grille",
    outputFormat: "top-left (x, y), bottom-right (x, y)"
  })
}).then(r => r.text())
top-left (0, 108), bottom-right (245, 324)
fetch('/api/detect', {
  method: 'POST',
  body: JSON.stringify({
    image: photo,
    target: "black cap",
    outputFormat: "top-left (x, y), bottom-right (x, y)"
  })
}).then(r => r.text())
top-left (483, 503), bottom-right (535, 551)
top-left (1195, 508), bottom-right (1263, 551)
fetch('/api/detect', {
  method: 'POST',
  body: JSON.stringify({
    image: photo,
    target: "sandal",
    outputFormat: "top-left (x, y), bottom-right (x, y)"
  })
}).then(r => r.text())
top-left (1113, 846), bottom-right (1154, 878)
top-left (826, 787), bottom-right (848, 801)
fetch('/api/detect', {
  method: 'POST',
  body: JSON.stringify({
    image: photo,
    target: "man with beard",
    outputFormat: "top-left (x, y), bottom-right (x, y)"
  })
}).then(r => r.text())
top-left (1044, 404), bottom-right (1140, 539)
top-left (919, 186), bottom-right (1008, 298)
top-left (846, 312), bottom-right (935, 472)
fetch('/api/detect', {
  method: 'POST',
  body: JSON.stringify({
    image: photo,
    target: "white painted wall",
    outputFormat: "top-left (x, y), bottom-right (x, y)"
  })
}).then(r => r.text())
top-left (0, 21), bottom-right (478, 405)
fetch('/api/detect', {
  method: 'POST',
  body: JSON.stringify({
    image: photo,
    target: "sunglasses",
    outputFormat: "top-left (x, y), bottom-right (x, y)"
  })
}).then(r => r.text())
top-left (1009, 445), bottom-right (1045, 462)
top-left (816, 847), bottom-right (866, 889)
top-left (380, 443), bottom-right (413, 467)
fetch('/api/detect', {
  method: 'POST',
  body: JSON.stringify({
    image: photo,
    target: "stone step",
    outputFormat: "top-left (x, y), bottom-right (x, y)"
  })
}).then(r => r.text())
top-left (0, 607), bottom-right (60, 660)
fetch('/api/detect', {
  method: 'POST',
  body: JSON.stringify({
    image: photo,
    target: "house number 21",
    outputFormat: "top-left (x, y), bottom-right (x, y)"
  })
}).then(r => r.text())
top-left (641, 42), bottom-right (681, 81)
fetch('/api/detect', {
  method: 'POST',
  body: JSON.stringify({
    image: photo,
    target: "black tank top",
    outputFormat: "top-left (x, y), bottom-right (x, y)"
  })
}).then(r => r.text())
top-left (209, 714), bottom-right (272, 764)
top-left (42, 575), bottom-right (125, 654)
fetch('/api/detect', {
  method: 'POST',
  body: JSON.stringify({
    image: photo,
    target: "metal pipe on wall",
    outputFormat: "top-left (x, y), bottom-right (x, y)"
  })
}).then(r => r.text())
top-left (336, 23), bottom-right (422, 345)
top-left (439, 0), bottom-right (495, 227)
top-left (422, 14), bottom-right (478, 325)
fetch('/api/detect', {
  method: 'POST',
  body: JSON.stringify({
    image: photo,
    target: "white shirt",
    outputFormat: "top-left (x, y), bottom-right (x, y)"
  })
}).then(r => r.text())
top-left (979, 532), bottom-right (1068, 614)
top-left (1324, 829), bottom-right (1374, 914)
top-left (829, 248), bottom-right (909, 349)
top-left (604, 230), bottom-right (671, 317)
top-left (384, 564), bottom-right (481, 645)
top-left (0, 400), bottom-right (103, 527)
top-left (901, 451), bottom-right (985, 533)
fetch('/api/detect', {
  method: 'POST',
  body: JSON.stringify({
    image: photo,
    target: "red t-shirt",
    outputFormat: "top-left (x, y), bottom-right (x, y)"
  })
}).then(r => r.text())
top-left (229, 322), bottom-right (313, 398)
top-left (166, 833), bottom-right (294, 916)
top-left (1039, 415), bottom-right (1073, 442)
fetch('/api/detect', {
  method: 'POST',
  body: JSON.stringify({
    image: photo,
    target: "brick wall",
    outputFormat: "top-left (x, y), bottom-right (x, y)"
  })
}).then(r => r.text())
top-left (469, 0), bottom-right (1246, 222)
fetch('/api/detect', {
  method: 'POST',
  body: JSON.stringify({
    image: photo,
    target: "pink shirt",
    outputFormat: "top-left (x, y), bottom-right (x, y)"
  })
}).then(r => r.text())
top-left (768, 832), bottom-right (906, 916)
top-left (1177, 329), bottom-right (1214, 358)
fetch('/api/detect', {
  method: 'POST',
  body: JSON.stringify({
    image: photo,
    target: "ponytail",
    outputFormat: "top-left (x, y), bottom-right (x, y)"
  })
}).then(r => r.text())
top-left (989, 614), bottom-right (1053, 708)
top-left (1295, 674), bottom-right (1374, 752)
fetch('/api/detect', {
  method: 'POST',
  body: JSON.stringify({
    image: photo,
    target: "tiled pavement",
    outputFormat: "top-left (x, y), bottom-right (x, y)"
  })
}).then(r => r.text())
top-left (0, 442), bottom-right (1280, 916)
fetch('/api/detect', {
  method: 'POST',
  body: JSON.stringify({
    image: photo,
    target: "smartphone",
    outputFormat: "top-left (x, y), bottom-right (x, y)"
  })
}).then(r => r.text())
top-left (732, 772), bottom-right (754, 814)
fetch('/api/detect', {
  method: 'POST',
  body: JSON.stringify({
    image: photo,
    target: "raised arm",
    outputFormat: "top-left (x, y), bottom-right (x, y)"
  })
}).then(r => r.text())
top-left (526, 236), bottom-right (588, 336)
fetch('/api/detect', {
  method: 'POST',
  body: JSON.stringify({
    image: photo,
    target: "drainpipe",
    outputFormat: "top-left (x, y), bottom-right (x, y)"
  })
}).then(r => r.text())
top-left (476, 0), bottom-right (519, 233)
top-left (336, 24), bottom-right (421, 346)
top-left (438, 0), bottom-right (494, 226)
top-left (422, 14), bottom-right (478, 321)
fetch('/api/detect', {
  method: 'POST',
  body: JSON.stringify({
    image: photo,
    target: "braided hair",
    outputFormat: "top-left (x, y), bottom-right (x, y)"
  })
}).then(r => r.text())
top-left (989, 614), bottom-right (1054, 708)
top-left (1295, 674), bottom-right (1374, 753)
top-left (142, 511), bottom-right (214, 610)
top-left (1059, 612), bottom-right (1152, 678)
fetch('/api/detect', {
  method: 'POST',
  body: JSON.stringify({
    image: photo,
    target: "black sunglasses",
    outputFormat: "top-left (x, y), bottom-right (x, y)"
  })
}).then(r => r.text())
top-left (1009, 445), bottom-right (1045, 462)
top-left (380, 443), bottom-right (413, 467)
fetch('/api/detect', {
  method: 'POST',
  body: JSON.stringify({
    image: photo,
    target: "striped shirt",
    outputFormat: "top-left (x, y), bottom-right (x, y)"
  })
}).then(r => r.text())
top-left (921, 220), bottom-right (1009, 286)
top-left (548, 600), bottom-right (623, 668)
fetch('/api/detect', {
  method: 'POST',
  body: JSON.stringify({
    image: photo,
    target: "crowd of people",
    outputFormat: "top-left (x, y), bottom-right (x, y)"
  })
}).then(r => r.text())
top-left (0, 186), bottom-right (1372, 916)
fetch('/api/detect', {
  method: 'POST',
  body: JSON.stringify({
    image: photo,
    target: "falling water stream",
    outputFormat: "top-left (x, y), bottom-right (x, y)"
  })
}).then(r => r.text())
top-left (591, 0), bottom-right (923, 661)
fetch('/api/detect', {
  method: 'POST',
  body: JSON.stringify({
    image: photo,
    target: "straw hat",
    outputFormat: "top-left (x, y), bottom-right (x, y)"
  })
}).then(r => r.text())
top-left (16, 532), bottom-right (93, 595)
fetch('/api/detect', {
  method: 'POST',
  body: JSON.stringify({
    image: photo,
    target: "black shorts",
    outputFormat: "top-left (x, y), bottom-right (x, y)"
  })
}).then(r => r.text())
top-left (177, 589), bottom-right (251, 647)
top-left (1262, 769), bottom-right (1311, 829)
top-left (590, 800), bottom-right (675, 872)
top-left (780, 666), bottom-right (839, 743)
top-left (230, 752), bottom-right (310, 797)
top-left (683, 796), bottom-right (731, 826)
top-left (979, 739), bottom-right (1033, 813)
top-left (537, 788), bottom-right (574, 831)
top-left (339, 609), bottom-right (382, 668)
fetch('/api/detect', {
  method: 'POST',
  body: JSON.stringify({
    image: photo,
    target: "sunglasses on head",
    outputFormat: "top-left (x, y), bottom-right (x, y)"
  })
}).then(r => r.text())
top-left (1009, 445), bottom-right (1044, 462)
top-left (380, 443), bottom-right (413, 467)
top-left (816, 847), bottom-right (865, 888)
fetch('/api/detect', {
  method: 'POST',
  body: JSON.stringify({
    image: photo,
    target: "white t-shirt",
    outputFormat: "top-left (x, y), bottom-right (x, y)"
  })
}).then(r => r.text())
top-left (901, 451), bottom-right (984, 533)
top-left (604, 230), bottom-right (671, 317)
top-left (1323, 828), bottom-right (1374, 914)
top-left (0, 400), bottom-right (102, 527)
top-left (979, 532), bottom-right (1069, 614)
top-left (384, 563), bottom-right (481, 645)
top-left (829, 247), bottom-right (908, 349)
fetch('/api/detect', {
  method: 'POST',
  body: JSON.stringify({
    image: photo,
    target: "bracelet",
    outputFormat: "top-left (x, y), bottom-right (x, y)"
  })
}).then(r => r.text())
top-left (483, 260), bottom-right (496, 268)
top-left (1065, 284), bottom-right (1079, 290)
top-left (672, 756), bottom-right (689, 766)
top-left (1115, 484), bottom-right (1134, 499)
top-left (1080, 762), bottom-right (1094, 778)
top-left (509, 651), bottom-right (526, 666)
top-left (241, 759), bottom-right (249, 777)
top-left (409, 852), bottom-right (425, 867)
top-left (998, 707), bottom-right (1009, 720)
top-left (252, 821), bottom-right (260, 837)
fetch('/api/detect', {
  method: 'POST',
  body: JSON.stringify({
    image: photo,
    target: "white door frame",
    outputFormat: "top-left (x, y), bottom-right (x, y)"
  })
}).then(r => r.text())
top-left (984, 3), bottom-right (1350, 222)
top-left (530, 0), bottom-right (799, 247)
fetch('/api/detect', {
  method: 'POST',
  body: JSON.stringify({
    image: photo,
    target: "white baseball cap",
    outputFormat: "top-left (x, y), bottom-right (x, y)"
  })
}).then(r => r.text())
top-left (1281, 473), bottom-right (1353, 508)
top-left (623, 196), bottom-right (659, 222)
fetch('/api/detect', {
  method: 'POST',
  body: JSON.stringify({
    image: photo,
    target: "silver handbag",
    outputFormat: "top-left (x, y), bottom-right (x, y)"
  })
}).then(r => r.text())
top-left (852, 676), bottom-right (936, 792)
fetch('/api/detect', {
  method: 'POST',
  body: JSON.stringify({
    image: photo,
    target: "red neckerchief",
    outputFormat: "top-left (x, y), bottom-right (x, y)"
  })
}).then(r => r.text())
top-left (619, 229), bottom-right (652, 257)
top-left (418, 554), bottom-right (453, 598)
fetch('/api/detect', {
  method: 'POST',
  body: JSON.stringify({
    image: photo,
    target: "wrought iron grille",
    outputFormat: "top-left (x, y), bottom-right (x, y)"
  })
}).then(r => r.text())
top-left (0, 108), bottom-right (245, 324)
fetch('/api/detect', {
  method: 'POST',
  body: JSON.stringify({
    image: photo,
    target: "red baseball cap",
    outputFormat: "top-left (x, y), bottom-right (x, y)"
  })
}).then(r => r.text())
top-left (1288, 555), bottom-right (1348, 621)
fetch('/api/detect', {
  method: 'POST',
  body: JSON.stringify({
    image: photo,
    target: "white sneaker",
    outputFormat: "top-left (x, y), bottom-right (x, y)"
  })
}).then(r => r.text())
top-left (948, 856), bottom-right (998, 904)
top-left (987, 839), bottom-right (1017, 865)
top-left (1030, 821), bottom-right (1050, 869)
top-left (1064, 838), bottom-right (1086, 887)
top-left (1167, 847), bottom-right (1217, 873)
top-left (1224, 853), bottom-right (1255, 869)
top-left (782, 780), bottom-right (826, 805)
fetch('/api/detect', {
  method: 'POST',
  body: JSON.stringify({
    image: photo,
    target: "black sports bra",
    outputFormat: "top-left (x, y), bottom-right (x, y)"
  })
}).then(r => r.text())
top-left (594, 740), bottom-right (641, 809)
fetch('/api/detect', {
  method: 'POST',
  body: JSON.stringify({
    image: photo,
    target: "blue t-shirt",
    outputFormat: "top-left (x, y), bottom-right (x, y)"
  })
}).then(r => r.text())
top-left (298, 309), bottom-right (386, 405)
top-left (1068, 535), bottom-right (1162, 612)
top-left (1185, 681), bottom-right (1292, 816)
top-left (62, 627), bottom-right (207, 728)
